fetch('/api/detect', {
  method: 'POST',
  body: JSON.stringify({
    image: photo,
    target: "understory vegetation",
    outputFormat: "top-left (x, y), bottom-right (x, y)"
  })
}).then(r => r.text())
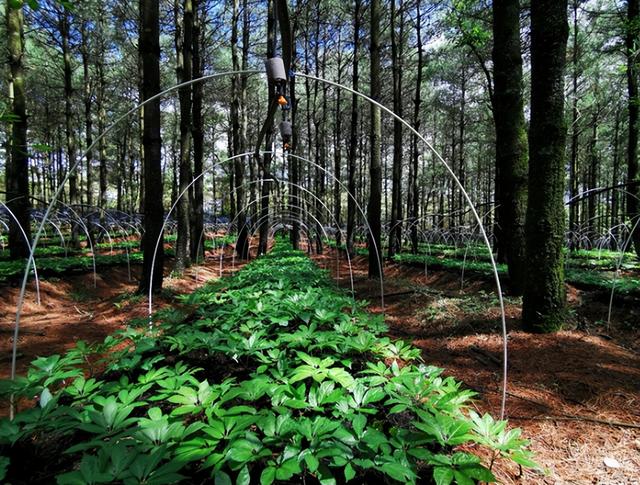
top-left (0, 240), bottom-right (535, 484)
top-left (0, 235), bottom-right (237, 282)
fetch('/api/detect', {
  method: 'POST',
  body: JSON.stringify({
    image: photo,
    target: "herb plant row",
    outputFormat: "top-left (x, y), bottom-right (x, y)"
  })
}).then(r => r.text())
top-left (0, 240), bottom-right (536, 484)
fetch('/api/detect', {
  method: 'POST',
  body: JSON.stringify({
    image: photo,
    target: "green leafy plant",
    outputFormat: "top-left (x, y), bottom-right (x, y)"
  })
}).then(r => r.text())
top-left (0, 239), bottom-right (537, 483)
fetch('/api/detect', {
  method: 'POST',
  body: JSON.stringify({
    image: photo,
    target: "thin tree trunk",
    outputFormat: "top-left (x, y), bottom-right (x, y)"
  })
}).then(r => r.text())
top-left (410, 1), bottom-right (424, 254)
top-left (334, 37), bottom-right (344, 248)
top-left (258, 0), bottom-right (276, 256)
top-left (458, 68), bottom-right (466, 228)
top-left (81, 21), bottom-right (93, 207)
top-left (61, 9), bottom-right (78, 209)
top-left (389, 0), bottom-right (404, 257)
top-left (191, 0), bottom-right (204, 261)
top-left (231, 0), bottom-right (249, 259)
top-left (569, 0), bottom-right (580, 236)
top-left (175, 0), bottom-right (193, 272)
top-left (368, 0), bottom-right (383, 278)
top-left (587, 114), bottom-right (599, 234)
top-left (611, 111), bottom-right (621, 238)
top-left (347, 0), bottom-right (361, 257)
top-left (289, 15), bottom-right (300, 250)
top-left (97, 21), bottom-right (107, 211)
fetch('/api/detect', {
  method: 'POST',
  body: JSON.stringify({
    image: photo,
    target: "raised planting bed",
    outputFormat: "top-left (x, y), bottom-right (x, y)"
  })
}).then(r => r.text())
top-left (0, 240), bottom-right (536, 484)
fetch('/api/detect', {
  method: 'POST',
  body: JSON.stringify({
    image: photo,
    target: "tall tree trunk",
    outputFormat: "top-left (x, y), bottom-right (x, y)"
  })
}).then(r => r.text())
top-left (334, 37), bottom-right (344, 248)
top-left (191, 0), bottom-right (204, 261)
top-left (627, 0), bottom-right (640, 258)
top-left (492, 0), bottom-right (528, 295)
top-left (410, 1), bottom-right (424, 254)
top-left (523, 0), bottom-right (569, 332)
top-left (347, 0), bottom-right (361, 257)
top-left (138, 0), bottom-right (164, 294)
top-left (587, 114), bottom-right (599, 235)
top-left (97, 7), bottom-right (107, 211)
top-left (231, 0), bottom-right (249, 259)
top-left (611, 111), bottom-right (621, 238)
top-left (458, 68), bottom-right (466, 228)
top-left (61, 9), bottom-right (78, 209)
top-left (81, 21), bottom-right (93, 207)
top-left (368, 0), bottom-right (383, 278)
top-left (289, 15), bottom-right (300, 250)
top-left (174, 0), bottom-right (193, 272)
top-left (312, 4), bottom-right (326, 255)
top-left (389, 0), bottom-right (404, 257)
top-left (258, 0), bottom-right (276, 256)
top-left (568, 0), bottom-right (580, 236)
top-left (242, 0), bottom-right (256, 227)
top-left (6, 0), bottom-right (31, 259)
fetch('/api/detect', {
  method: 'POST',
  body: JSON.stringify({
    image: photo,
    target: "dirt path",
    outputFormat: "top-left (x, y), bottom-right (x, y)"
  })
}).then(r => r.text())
top-left (314, 249), bottom-right (640, 485)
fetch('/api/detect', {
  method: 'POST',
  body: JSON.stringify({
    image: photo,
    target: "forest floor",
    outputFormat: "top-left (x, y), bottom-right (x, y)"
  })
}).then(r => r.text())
top-left (0, 245), bottom-right (246, 381)
top-left (1, 244), bottom-right (638, 484)
top-left (313, 249), bottom-right (640, 485)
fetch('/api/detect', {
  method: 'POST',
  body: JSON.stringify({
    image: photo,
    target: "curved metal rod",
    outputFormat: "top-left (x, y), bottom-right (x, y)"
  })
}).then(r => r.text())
top-left (297, 72), bottom-right (509, 419)
top-left (287, 153), bottom-right (385, 310)
top-left (10, 71), bottom-right (261, 418)
top-left (0, 202), bottom-right (41, 305)
top-left (148, 151), bottom-right (256, 325)
top-left (12, 68), bottom-right (507, 418)
top-left (224, 194), bottom-right (349, 293)
top-left (607, 217), bottom-right (640, 329)
top-left (247, 205), bottom-right (354, 302)
top-left (220, 178), bottom-right (356, 301)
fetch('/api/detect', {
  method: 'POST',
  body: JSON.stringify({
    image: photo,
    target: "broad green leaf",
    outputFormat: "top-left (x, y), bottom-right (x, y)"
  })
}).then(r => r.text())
top-left (260, 466), bottom-right (276, 485)
top-left (433, 466), bottom-right (454, 485)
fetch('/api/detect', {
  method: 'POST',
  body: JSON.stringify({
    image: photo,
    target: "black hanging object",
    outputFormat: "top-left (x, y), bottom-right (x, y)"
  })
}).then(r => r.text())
top-left (280, 121), bottom-right (292, 141)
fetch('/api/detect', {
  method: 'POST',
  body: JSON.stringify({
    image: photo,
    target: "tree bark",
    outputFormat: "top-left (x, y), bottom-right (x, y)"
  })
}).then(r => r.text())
top-left (258, 0), bottom-right (276, 256)
top-left (523, 0), bottom-right (569, 332)
top-left (389, 0), bottom-right (404, 257)
top-left (81, 20), bottom-right (93, 208)
top-left (347, 0), bottom-right (361, 258)
top-left (6, 0), bottom-right (31, 259)
top-left (568, 0), bottom-right (580, 236)
top-left (627, 0), bottom-right (640, 258)
top-left (492, 0), bottom-right (528, 294)
top-left (190, 0), bottom-right (204, 261)
top-left (334, 35), bottom-right (344, 248)
top-left (368, 0), bottom-right (383, 278)
top-left (410, 1), bottom-right (424, 254)
top-left (231, 0), bottom-right (249, 259)
top-left (289, 14), bottom-right (300, 250)
top-left (138, 0), bottom-right (164, 294)
top-left (60, 9), bottom-right (78, 209)
top-left (96, 7), bottom-right (107, 212)
top-left (174, 0), bottom-right (193, 272)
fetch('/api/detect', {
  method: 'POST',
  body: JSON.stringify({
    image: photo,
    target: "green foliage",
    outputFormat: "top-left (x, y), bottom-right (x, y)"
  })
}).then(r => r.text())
top-left (392, 249), bottom-right (640, 296)
top-left (0, 234), bottom-right (237, 281)
top-left (0, 239), bottom-right (536, 483)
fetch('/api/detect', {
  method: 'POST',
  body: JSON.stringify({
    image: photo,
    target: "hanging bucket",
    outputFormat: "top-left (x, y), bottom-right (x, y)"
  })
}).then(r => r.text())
top-left (265, 57), bottom-right (287, 84)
